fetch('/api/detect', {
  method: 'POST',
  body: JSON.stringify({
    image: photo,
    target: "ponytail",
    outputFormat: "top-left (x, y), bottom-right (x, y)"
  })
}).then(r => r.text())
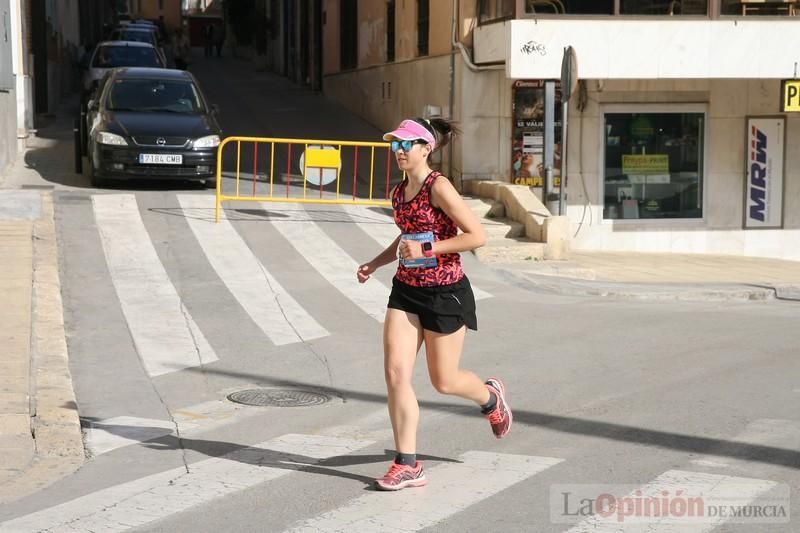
top-left (413, 117), bottom-right (460, 151)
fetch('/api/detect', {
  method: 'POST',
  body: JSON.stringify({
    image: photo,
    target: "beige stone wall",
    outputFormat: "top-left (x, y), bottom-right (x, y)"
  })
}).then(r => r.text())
top-left (429, 1), bottom-right (452, 57)
top-left (357, 2), bottom-right (387, 68)
top-left (323, 0), bottom-right (456, 72)
top-left (392, 1), bottom-right (410, 61)
top-left (323, 54), bottom-right (452, 134)
top-left (137, 0), bottom-right (182, 31)
top-left (457, 64), bottom-right (509, 183)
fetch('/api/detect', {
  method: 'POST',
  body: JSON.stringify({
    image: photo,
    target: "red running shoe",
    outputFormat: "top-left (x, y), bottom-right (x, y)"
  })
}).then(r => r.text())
top-left (374, 461), bottom-right (427, 491)
top-left (485, 377), bottom-right (512, 438)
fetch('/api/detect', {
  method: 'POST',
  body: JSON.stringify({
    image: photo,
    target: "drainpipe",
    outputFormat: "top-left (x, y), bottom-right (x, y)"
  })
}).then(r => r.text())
top-left (451, 0), bottom-right (504, 73)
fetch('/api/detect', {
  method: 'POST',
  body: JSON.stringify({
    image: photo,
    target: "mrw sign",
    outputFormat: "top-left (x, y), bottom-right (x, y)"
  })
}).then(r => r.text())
top-left (744, 117), bottom-right (784, 229)
top-left (781, 80), bottom-right (800, 112)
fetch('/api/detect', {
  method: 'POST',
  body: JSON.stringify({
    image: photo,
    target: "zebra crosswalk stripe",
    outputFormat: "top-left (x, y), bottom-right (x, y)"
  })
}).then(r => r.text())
top-left (264, 202), bottom-right (391, 322)
top-left (83, 416), bottom-right (175, 457)
top-left (178, 194), bottom-right (328, 345)
top-left (92, 194), bottom-right (218, 376)
top-left (0, 434), bottom-right (375, 533)
top-left (283, 451), bottom-right (563, 532)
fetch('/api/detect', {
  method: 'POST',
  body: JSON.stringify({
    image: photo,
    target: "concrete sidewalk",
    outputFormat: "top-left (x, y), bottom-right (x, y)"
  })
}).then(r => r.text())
top-left (0, 164), bottom-right (84, 503)
top-left (490, 251), bottom-right (800, 301)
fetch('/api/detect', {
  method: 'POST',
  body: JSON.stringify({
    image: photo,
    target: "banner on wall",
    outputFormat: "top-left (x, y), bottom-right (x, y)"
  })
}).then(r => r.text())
top-left (744, 117), bottom-right (784, 229)
top-left (511, 80), bottom-right (561, 187)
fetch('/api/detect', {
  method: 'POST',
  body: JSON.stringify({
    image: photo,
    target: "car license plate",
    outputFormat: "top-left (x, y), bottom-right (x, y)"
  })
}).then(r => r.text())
top-left (139, 154), bottom-right (182, 165)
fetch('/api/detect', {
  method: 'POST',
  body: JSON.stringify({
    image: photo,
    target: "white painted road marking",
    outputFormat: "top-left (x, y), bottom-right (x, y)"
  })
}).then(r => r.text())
top-left (179, 195), bottom-right (328, 345)
top-left (0, 434), bottom-right (374, 533)
top-left (265, 203), bottom-right (390, 322)
top-left (284, 451), bottom-right (563, 532)
top-left (341, 204), bottom-right (493, 301)
top-left (564, 470), bottom-right (778, 532)
top-left (92, 194), bottom-right (218, 376)
top-left (83, 416), bottom-right (175, 457)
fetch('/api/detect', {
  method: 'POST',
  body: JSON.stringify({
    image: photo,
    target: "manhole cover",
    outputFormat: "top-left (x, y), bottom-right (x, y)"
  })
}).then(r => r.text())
top-left (226, 388), bottom-right (331, 407)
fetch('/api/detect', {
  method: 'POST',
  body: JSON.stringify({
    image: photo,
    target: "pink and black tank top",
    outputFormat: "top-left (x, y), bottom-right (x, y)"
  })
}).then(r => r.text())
top-left (392, 171), bottom-right (464, 287)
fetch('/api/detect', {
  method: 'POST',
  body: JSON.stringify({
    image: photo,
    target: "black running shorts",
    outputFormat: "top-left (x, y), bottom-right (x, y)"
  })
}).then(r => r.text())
top-left (387, 275), bottom-right (478, 334)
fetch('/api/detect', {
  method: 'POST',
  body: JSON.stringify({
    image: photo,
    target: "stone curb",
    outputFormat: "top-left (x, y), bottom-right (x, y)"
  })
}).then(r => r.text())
top-left (0, 192), bottom-right (84, 505)
top-left (493, 267), bottom-right (778, 302)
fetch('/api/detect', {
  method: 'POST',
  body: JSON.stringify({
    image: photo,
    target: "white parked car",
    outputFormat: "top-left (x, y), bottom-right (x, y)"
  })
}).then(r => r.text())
top-left (82, 41), bottom-right (165, 95)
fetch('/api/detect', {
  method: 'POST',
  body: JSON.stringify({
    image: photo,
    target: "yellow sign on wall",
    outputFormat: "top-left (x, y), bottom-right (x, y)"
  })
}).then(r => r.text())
top-left (781, 80), bottom-right (800, 112)
top-left (621, 154), bottom-right (669, 175)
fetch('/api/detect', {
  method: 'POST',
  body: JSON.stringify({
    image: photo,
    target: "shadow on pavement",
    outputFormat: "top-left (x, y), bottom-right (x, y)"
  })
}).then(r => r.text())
top-left (148, 205), bottom-right (396, 225)
top-left (79, 416), bottom-right (458, 489)
top-left (170, 367), bottom-right (800, 471)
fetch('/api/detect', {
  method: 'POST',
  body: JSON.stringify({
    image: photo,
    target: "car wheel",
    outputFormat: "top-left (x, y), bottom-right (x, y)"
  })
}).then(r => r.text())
top-left (203, 179), bottom-right (216, 189)
top-left (87, 159), bottom-right (105, 188)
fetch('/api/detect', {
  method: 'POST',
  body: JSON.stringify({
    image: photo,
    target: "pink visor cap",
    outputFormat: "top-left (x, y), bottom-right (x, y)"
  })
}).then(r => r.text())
top-left (383, 119), bottom-right (436, 150)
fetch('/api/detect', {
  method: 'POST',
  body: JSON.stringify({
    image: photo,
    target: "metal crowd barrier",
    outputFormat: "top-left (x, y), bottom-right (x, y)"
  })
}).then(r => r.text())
top-left (214, 136), bottom-right (397, 223)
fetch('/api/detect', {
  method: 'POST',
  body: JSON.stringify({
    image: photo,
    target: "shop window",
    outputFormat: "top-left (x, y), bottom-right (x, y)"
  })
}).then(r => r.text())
top-left (417, 0), bottom-right (429, 57)
top-left (387, 0), bottom-right (395, 62)
top-left (603, 110), bottom-right (704, 220)
top-left (479, 0), bottom-right (516, 23)
top-left (340, 0), bottom-right (357, 70)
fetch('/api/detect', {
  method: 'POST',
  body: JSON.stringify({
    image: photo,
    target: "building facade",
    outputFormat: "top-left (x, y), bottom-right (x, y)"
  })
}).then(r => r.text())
top-left (319, 0), bottom-right (800, 261)
top-left (0, 0), bottom-right (119, 180)
top-left (127, 0), bottom-right (183, 31)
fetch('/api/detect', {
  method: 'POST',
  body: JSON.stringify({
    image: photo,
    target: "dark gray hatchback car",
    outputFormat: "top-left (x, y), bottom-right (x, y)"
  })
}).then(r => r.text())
top-left (81, 67), bottom-right (222, 187)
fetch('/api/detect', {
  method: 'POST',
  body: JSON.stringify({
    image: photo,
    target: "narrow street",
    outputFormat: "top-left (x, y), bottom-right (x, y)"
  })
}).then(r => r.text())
top-left (0, 52), bottom-right (798, 532)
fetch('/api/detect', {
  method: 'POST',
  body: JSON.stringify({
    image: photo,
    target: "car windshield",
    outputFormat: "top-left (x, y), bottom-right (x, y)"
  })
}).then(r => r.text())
top-left (92, 45), bottom-right (161, 68)
top-left (110, 30), bottom-right (156, 45)
top-left (108, 79), bottom-right (204, 114)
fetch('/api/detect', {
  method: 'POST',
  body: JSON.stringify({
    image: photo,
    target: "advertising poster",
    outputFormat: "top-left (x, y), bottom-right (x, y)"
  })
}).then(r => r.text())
top-left (511, 80), bottom-right (562, 187)
top-left (744, 117), bottom-right (784, 229)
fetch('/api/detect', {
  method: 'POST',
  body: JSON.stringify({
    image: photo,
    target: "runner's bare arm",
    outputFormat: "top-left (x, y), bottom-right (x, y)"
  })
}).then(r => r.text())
top-left (370, 233), bottom-right (402, 268)
top-left (357, 233), bottom-right (401, 283)
top-left (429, 176), bottom-right (486, 254)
